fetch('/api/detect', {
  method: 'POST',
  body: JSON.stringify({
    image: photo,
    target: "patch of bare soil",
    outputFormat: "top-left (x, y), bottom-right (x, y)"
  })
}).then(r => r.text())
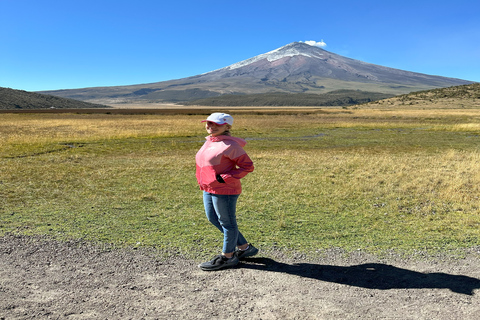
top-left (1, 235), bottom-right (480, 319)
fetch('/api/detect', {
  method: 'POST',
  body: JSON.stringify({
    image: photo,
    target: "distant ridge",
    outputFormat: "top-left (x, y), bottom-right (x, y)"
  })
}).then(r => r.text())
top-left (183, 90), bottom-right (395, 107)
top-left (39, 42), bottom-right (474, 105)
top-left (0, 87), bottom-right (111, 110)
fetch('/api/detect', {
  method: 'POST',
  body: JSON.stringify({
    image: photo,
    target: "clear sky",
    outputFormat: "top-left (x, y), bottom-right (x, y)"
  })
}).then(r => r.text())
top-left (1, 0), bottom-right (479, 92)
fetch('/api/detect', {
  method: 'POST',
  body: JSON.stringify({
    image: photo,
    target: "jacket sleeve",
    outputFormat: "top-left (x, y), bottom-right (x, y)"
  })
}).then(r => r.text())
top-left (220, 152), bottom-right (254, 183)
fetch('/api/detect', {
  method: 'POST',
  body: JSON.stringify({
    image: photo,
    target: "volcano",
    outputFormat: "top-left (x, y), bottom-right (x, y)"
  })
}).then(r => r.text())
top-left (40, 42), bottom-right (474, 104)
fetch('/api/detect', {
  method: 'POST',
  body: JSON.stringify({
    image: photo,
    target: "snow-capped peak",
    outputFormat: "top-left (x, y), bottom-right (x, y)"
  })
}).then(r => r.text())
top-left (224, 42), bottom-right (325, 70)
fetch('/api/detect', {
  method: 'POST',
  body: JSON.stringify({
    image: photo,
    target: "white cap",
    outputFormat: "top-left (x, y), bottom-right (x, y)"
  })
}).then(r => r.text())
top-left (201, 113), bottom-right (233, 125)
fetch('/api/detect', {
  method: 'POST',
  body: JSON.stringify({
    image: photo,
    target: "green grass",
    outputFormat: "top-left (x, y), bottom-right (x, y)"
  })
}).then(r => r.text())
top-left (1, 110), bottom-right (480, 258)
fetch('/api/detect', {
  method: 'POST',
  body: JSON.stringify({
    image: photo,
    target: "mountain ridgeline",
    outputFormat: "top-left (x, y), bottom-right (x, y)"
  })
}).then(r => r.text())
top-left (2, 83), bottom-right (479, 110)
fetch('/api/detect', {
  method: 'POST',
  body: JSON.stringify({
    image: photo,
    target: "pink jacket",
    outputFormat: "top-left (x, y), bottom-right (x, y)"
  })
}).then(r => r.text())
top-left (195, 135), bottom-right (254, 195)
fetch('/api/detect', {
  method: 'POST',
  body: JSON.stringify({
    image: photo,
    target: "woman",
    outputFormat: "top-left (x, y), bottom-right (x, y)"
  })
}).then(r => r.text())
top-left (195, 112), bottom-right (258, 271)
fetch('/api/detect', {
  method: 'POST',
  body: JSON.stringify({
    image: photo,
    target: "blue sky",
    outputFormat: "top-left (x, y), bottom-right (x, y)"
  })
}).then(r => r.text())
top-left (1, 0), bottom-right (479, 92)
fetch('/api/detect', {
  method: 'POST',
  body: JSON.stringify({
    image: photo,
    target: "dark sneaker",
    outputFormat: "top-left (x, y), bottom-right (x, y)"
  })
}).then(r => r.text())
top-left (199, 254), bottom-right (239, 271)
top-left (236, 244), bottom-right (259, 260)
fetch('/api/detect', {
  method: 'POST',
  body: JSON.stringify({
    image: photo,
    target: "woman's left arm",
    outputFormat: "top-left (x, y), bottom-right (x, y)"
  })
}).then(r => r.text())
top-left (220, 153), bottom-right (254, 183)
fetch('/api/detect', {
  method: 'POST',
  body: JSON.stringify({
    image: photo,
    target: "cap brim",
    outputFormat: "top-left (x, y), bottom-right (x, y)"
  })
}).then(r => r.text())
top-left (201, 120), bottom-right (228, 125)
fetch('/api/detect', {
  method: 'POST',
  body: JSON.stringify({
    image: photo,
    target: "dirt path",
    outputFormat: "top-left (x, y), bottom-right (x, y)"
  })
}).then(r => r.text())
top-left (1, 235), bottom-right (480, 319)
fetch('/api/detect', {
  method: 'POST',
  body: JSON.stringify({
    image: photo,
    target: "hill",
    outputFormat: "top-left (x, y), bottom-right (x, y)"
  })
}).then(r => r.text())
top-left (363, 83), bottom-right (480, 109)
top-left (0, 87), bottom-right (111, 110)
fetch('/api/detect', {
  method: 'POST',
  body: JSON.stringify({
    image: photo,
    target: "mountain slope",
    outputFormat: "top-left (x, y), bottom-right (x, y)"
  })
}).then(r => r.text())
top-left (183, 90), bottom-right (395, 107)
top-left (39, 42), bottom-right (474, 104)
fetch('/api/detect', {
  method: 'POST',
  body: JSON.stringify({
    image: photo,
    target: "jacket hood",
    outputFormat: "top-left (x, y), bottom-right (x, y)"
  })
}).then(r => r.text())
top-left (206, 135), bottom-right (247, 147)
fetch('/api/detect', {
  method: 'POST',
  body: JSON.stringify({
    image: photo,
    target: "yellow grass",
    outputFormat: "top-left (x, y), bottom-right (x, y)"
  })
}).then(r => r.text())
top-left (0, 114), bottom-right (204, 146)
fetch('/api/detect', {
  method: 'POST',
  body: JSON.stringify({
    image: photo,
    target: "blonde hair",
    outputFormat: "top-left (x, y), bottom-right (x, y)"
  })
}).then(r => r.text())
top-left (223, 124), bottom-right (232, 136)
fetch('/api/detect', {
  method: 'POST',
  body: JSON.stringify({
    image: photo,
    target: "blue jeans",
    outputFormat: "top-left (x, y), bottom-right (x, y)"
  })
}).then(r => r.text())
top-left (203, 191), bottom-right (248, 254)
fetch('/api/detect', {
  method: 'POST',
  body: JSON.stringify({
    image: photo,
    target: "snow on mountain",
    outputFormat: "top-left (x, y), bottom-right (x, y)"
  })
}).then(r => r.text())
top-left (224, 42), bottom-right (325, 70)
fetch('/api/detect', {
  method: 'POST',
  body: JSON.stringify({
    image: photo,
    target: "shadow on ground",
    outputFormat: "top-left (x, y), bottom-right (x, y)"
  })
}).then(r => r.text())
top-left (241, 257), bottom-right (480, 295)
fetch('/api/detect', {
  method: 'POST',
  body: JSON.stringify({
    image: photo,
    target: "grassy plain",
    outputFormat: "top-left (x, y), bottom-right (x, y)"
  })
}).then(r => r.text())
top-left (1, 107), bottom-right (480, 258)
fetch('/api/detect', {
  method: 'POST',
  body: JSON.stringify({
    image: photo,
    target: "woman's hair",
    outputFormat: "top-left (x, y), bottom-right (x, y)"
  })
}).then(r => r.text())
top-left (223, 124), bottom-right (232, 136)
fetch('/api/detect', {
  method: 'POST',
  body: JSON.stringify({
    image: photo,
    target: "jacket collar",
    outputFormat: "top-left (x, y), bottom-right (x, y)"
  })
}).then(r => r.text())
top-left (206, 135), bottom-right (225, 142)
top-left (206, 135), bottom-right (247, 147)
